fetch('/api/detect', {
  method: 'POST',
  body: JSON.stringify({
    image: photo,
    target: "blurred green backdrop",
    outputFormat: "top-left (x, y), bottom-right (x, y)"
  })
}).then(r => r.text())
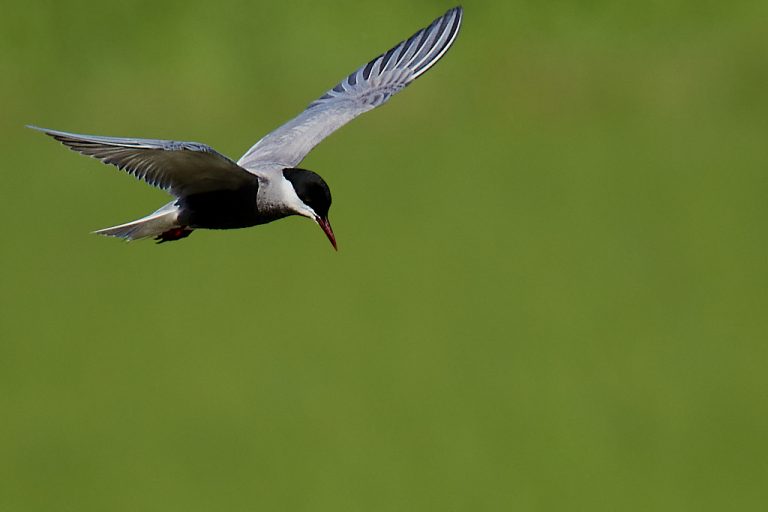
top-left (2, 0), bottom-right (767, 510)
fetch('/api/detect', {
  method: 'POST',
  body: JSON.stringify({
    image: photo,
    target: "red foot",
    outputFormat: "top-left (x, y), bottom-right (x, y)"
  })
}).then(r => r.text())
top-left (155, 227), bottom-right (193, 243)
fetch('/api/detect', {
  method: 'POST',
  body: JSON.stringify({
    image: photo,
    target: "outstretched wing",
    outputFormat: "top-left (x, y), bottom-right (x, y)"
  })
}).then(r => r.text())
top-left (237, 6), bottom-right (463, 170)
top-left (30, 126), bottom-right (257, 197)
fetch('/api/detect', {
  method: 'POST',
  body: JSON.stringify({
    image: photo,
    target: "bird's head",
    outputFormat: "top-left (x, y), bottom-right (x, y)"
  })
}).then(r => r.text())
top-left (282, 168), bottom-right (336, 250)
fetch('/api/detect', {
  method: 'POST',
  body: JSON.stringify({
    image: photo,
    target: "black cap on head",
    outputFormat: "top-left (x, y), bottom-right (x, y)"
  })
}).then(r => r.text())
top-left (282, 168), bottom-right (332, 218)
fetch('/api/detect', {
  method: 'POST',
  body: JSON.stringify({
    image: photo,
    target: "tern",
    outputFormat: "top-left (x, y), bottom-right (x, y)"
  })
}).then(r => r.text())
top-left (30, 7), bottom-right (463, 249)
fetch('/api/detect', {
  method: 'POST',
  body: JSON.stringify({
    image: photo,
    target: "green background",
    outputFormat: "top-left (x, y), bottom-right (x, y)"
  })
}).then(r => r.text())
top-left (2, 1), bottom-right (767, 510)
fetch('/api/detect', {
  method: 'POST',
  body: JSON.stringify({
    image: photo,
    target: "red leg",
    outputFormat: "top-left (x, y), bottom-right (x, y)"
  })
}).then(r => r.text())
top-left (155, 227), bottom-right (193, 243)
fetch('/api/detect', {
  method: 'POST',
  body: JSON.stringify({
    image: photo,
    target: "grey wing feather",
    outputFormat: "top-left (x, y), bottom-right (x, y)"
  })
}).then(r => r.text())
top-left (237, 6), bottom-right (463, 170)
top-left (30, 126), bottom-right (256, 197)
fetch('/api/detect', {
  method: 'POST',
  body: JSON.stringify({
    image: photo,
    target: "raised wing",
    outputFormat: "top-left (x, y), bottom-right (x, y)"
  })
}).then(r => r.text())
top-left (237, 6), bottom-right (462, 170)
top-left (30, 126), bottom-right (257, 197)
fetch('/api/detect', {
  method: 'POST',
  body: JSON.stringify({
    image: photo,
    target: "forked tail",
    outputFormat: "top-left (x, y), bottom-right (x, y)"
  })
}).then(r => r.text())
top-left (93, 202), bottom-right (190, 242)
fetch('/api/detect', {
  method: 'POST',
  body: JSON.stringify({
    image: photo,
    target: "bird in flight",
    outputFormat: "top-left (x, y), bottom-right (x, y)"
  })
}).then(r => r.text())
top-left (30, 7), bottom-right (463, 249)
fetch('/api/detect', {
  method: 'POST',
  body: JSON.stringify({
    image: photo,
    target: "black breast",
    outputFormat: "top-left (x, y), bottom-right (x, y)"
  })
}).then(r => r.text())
top-left (179, 183), bottom-right (262, 229)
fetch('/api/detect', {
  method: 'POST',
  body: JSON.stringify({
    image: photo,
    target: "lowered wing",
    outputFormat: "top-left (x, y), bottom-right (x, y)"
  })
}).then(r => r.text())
top-left (31, 126), bottom-right (257, 197)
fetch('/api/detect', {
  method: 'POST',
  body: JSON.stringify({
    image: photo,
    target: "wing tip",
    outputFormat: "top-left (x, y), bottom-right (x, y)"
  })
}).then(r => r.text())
top-left (408, 6), bottom-right (463, 80)
top-left (437, 6), bottom-right (464, 28)
top-left (26, 125), bottom-right (73, 143)
top-left (26, 124), bottom-right (50, 134)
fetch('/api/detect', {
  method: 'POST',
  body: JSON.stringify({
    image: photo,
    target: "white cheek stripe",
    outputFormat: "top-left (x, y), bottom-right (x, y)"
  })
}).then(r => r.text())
top-left (280, 175), bottom-right (317, 219)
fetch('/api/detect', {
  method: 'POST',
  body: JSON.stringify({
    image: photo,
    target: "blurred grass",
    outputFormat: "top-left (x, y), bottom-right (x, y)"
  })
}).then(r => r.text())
top-left (2, 0), bottom-right (768, 510)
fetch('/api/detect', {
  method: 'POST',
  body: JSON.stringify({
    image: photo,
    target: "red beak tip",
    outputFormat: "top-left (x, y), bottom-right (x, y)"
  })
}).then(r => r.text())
top-left (317, 217), bottom-right (337, 251)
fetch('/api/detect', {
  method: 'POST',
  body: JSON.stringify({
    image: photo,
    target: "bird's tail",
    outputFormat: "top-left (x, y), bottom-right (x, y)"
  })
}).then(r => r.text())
top-left (93, 201), bottom-right (183, 241)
